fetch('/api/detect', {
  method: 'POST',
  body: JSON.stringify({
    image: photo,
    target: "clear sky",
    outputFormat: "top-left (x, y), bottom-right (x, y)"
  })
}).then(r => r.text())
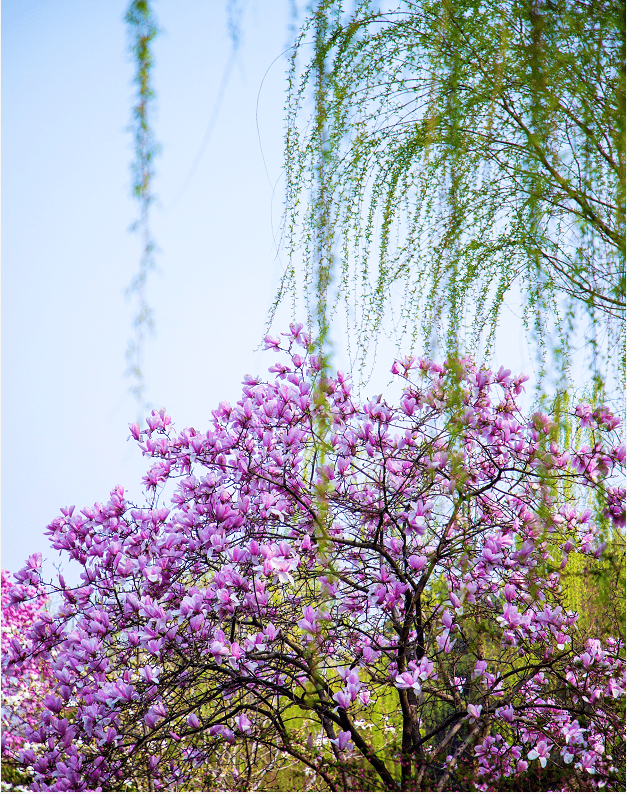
top-left (2, 0), bottom-right (300, 582)
top-left (2, 0), bottom-right (536, 584)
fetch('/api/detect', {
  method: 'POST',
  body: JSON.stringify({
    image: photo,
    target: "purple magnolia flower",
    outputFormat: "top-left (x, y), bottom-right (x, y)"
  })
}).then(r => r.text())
top-left (333, 690), bottom-right (352, 710)
top-left (139, 665), bottom-right (159, 684)
top-left (186, 713), bottom-right (201, 730)
top-left (395, 670), bottom-right (422, 694)
top-left (331, 730), bottom-right (353, 752)
top-left (467, 704), bottom-right (482, 722)
top-left (237, 713), bottom-right (252, 733)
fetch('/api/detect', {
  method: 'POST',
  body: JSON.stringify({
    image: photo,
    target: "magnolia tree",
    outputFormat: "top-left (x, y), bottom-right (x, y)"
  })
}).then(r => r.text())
top-left (4, 326), bottom-right (626, 792)
top-left (1, 570), bottom-right (53, 787)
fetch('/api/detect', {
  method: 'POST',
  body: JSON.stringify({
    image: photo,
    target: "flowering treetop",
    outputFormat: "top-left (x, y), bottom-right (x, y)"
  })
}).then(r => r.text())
top-left (4, 324), bottom-right (625, 791)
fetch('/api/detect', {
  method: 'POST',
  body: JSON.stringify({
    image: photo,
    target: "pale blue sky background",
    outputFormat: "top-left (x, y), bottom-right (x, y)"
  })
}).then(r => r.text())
top-left (2, 0), bottom-right (299, 581)
top-left (2, 0), bottom-right (535, 584)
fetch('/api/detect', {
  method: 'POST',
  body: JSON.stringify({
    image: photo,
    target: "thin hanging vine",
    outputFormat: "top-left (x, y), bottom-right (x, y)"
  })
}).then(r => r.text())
top-left (125, 0), bottom-right (160, 412)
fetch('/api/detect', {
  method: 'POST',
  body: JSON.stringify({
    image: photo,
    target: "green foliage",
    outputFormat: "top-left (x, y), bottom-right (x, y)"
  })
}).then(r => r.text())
top-left (563, 533), bottom-right (626, 640)
top-left (277, 0), bottom-right (625, 386)
top-left (1, 760), bottom-right (32, 791)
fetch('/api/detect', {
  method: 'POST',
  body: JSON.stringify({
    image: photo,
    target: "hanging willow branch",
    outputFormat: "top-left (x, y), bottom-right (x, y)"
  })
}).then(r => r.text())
top-left (276, 0), bottom-right (625, 390)
top-left (308, 1), bottom-right (344, 566)
top-left (125, 0), bottom-right (160, 410)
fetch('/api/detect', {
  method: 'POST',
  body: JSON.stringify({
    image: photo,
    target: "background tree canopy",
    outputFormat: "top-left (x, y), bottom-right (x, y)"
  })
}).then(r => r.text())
top-left (277, 0), bottom-right (625, 389)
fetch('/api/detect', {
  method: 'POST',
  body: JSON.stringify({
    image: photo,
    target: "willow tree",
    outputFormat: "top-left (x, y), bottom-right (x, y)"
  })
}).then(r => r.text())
top-left (277, 0), bottom-right (625, 388)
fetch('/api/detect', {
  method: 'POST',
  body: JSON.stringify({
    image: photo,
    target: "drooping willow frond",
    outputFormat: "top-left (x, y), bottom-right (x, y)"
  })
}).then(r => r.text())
top-left (125, 0), bottom-right (160, 413)
top-left (276, 0), bottom-right (625, 392)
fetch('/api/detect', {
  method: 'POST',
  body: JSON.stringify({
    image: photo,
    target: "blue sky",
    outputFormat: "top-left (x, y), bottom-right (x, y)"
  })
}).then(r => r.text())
top-left (2, 0), bottom-right (299, 581)
top-left (2, 0), bottom-right (537, 584)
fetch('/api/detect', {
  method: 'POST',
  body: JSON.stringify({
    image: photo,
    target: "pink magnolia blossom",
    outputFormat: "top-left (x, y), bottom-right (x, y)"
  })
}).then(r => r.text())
top-left (528, 739), bottom-right (552, 768)
top-left (467, 704), bottom-right (483, 722)
top-left (186, 713), bottom-right (200, 729)
top-left (331, 730), bottom-right (353, 752)
top-left (395, 670), bottom-right (422, 694)
top-left (236, 713), bottom-right (252, 733)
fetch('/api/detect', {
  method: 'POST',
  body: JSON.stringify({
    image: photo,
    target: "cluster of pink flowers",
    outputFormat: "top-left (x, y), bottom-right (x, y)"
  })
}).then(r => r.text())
top-left (3, 325), bottom-right (625, 791)
top-left (1, 569), bottom-right (53, 761)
